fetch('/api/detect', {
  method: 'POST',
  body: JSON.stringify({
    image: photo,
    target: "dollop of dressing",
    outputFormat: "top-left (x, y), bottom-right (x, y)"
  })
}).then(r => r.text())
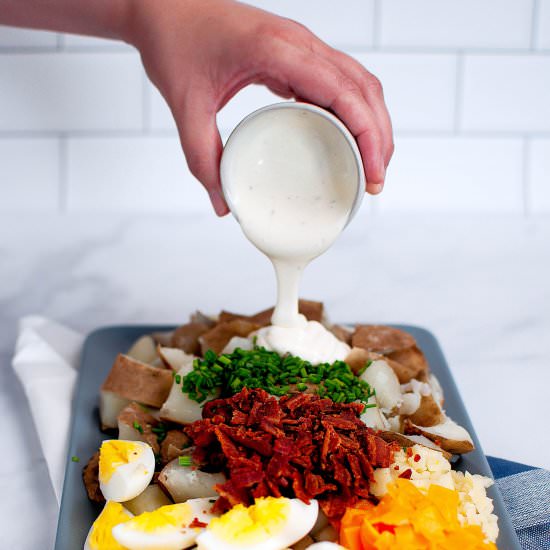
top-left (222, 105), bottom-right (359, 363)
top-left (254, 321), bottom-right (350, 364)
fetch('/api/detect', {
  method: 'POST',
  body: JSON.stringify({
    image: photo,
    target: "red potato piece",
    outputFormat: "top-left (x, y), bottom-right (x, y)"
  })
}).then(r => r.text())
top-left (199, 320), bottom-right (260, 355)
top-left (102, 354), bottom-right (173, 408)
top-left (170, 323), bottom-right (211, 355)
top-left (160, 430), bottom-right (191, 465)
top-left (82, 451), bottom-right (105, 504)
top-left (118, 402), bottom-right (161, 454)
top-left (152, 331), bottom-right (174, 347)
top-left (219, 299), bottom-right (324, 327)
top-left (157, 458), bottom-right (226, 502)
top-left (377, 431), bottom-right (452, 461)
top-left (124, 484), bottom-right (172, 515)
top-left (330, 324), bottom-right (353, 345)
top-left (406, 394), bottom-right (444, 427)
top-left (158, 347), bottom-right (195, 372)
top-left (190, 311), bottom-right (217, 327)
top-left (386, 345), bottom-right (429, 383)
top-left (344, 348), bottom-right (405, 377)
top-left (126, 335), bottom-right (158, 364)
top-left (403, 418), bottom-right (475, 455)
top-left (352, 325), bottom-right (416, 354)
top-left (344, 347), bottom-right (373, 373)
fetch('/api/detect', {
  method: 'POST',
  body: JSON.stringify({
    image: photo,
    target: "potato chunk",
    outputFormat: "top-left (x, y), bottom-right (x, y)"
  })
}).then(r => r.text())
top-left (101, 354), bottom-right (173, 408)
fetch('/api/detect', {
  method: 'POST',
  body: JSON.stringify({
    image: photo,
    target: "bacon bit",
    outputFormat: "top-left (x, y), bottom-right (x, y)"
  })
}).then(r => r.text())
top-left (413, 454), bottom-right (421, 462)
top-left (406, 447), bottom-right (414, 457)
top-left (373, 522), bottom-right (396, 534)
top-left (394, 465), bottom-right (400, 470)
top-left (398, 468), bottom-right (413, 479)
top-left (189, 517), bottom-right (208, 528)
top-left (186, 388), bottom-right (398, 521)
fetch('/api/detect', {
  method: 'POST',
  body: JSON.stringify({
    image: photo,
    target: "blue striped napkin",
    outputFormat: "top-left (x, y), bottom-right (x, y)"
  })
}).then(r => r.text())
top-left (488, 457), bottom-right (550, 549)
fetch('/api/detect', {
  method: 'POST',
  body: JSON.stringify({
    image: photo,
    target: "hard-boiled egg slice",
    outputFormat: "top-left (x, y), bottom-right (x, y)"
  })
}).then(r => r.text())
top-left (306, 543), bottom-right (346, 549)
top-left (84, 501), bottom-right (133, 550)
top-left (99, 440), bottom-right (155, 502)
top-left (196, 497), bottom-right (319, 550)
top-left (112, 498), bottom-right (218, 550)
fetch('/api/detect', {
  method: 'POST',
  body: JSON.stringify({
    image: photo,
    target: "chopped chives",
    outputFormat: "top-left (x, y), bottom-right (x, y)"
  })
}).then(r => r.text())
top-left (180, 345), bottom-right (374, 407)
top-left (178, 455), bottom-right (192, 467)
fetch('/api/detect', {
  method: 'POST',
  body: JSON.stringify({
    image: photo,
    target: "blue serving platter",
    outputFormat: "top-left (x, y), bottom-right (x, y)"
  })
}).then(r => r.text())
top-left (54, 324), bottom-right (521, 549)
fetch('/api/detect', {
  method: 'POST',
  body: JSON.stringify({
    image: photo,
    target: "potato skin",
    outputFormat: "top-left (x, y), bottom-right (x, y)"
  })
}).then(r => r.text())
top-left (101, 354), bottom-right (173, 408)
top-left (386, 346), bottom-right (429, 383)
top-left (170, 323), bottom-right (211, 355)
top-left (219, 299), bottom-right (324, 327)
top-left (199, 320), bottom-right (260, 355)
top-left (157, 458), bottom-right (226, 502)
top-left (407, 394), bottom-right (444, 427)
top-left (352, 325), bottom-right (416, 354)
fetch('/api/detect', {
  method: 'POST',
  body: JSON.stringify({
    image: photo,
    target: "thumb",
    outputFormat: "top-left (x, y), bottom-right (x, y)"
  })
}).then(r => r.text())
top-left (175, 92), bottom-right (228, 216)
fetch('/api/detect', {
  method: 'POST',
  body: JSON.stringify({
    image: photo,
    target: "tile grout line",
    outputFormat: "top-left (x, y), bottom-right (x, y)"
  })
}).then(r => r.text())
top-left (142, 71), bottom-right (151, 133)
top-left (453, 53), bottom-right (465, 134)
top-left (372, 0), bottom-right (381, 50)
top-left (1, 129), bottom-right (548, 139)
top-left (58, 134), bottom-right (68, 213)
top-left (530, 0), bottom-right (540, 50)
top-left (522, 138), bottom-right (531, 218)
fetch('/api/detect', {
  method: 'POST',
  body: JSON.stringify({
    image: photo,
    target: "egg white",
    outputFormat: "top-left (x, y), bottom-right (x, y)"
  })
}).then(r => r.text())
top-left (99, 440), bottom-right (156, 502)
top-left (112, 498), bottom-right (218, 550)
top-left (196, 497), bottom-right (319, 550)
top-left (306, 543), bottom-right (346, 549)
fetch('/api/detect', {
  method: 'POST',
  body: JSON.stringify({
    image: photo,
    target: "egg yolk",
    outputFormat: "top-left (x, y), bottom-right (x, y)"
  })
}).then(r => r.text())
top-left (207, 497), bottom-right (290, 544)
top-left (88, 501), bottom-right (131, 550)
top-left (99, 440), bottom-right (143, 483)
top-left (122, 503), bottom-right (195, 534)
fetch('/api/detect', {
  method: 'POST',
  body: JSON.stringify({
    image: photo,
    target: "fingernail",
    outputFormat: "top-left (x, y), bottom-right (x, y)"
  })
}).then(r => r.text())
top-left (209, 189), bottom-right (228, 216)
top-left (370, 182), bottom-right (384, 194)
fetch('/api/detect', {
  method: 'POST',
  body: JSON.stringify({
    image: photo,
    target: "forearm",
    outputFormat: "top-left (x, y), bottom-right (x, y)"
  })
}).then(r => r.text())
top-left (0, 0), bottom-right (133, 42)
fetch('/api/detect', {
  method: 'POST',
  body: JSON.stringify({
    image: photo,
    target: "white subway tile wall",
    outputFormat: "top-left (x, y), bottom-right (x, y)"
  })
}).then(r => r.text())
top-left (353, 53), bottom-right (457, 131)
top-left (66, 137), bottom-right (211, 213)
top-left (536, 0), bottom-right (550, 50)
top-left (0, 52), bottom-right (143, 131)
top-left (245, 0), bottom-right (376, 49)
top-left (377, 137), bottom-right (524, 212)
top-left (379, 0), bottom-right (532, 50)
top-left (528, 139), bottom-right (550, 213)
top-left (0, 0), bottom-right (549, 215)
top-left (462, 55), bottom-right (550, 132)
top-left (0, 138), bottom-right (59, 211)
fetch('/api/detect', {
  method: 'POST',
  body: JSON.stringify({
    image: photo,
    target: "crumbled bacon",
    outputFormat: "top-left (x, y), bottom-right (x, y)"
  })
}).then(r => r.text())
top-left (186, 388), bottom-right (398, 521)
top-left (398, 468), bottom-right (413, 479)
top-left (188, 518), bottom-right (208, 528)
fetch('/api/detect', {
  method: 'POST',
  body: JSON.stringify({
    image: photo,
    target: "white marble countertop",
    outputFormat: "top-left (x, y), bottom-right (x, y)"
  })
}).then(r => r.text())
top-left (1, 210), bottom-right (548, 549)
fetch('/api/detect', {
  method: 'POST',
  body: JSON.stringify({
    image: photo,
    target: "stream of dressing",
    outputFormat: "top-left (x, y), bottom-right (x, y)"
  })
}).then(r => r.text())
top-left (224, 107), bottom-right (359, 363)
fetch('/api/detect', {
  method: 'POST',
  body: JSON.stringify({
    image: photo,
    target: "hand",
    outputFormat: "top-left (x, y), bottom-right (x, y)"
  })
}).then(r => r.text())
top-left (127, 0), bottom-right (394, 215)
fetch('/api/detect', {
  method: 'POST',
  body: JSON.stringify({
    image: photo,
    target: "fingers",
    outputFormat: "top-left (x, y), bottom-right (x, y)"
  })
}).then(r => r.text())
top-left (174, 90), bottom-right (229, 216)
top-left (266, 45), bottom-right (387, 192)
top-left (324, 48), bottom-right (394, 169)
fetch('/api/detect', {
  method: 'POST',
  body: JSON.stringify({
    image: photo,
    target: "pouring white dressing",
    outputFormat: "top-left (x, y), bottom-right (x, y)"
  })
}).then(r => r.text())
top-left (221, 103), bottom-right (364, 363)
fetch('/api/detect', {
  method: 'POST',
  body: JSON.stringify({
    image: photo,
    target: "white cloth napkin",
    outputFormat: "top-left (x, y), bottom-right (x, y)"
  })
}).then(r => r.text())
top-left (12, 316), bottom-right (84, 505)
